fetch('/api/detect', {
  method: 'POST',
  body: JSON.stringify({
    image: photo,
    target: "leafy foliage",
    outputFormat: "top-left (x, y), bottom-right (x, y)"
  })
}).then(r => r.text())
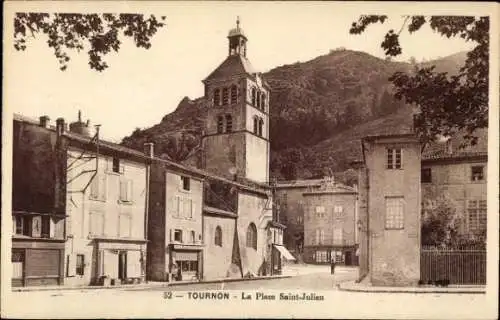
top-left (421, 196), bottom-right (460, 247)
top-left (14, 12), bottom-right (166, 71)
top-left (350, 15), bottom-right (489, 147)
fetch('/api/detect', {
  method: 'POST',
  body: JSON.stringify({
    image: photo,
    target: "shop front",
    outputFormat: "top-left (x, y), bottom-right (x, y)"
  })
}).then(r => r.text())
top-left (168, 243), bottom-right (203, 282)
top-left (92, 238), bottom-right (147, 285)
top-left (12, 238), bottom-right (65, 287)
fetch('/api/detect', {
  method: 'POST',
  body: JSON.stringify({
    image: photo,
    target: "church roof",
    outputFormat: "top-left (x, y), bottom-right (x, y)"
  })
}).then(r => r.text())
top-left (203, 54), bottom-right (256, 82)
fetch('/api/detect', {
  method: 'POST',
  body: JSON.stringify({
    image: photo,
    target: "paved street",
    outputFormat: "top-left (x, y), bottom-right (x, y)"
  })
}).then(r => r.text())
top-left (129, 264), bottom-right (358, 291)
top-left (4, 264), bottom-right (493, 319)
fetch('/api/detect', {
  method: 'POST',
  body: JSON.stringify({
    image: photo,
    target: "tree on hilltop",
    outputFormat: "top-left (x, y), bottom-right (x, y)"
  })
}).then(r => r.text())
top-left (350, 15), bottom-right (489, 147)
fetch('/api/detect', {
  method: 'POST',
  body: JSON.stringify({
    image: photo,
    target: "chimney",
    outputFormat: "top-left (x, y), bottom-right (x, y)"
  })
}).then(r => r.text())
top-left (56, 118), bottom-right (65, 136)
top-left (144, 142), bottom-right (154, 158)
top-left (39, 115), bottom-right (50, 128)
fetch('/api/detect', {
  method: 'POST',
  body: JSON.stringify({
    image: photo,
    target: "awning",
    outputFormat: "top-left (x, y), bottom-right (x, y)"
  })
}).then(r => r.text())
top-left (274, 245), bottom-right (296, 261)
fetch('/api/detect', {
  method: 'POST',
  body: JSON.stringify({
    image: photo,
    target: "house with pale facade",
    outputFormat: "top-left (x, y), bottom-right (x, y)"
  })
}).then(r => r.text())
top-left (302, 178), bottom-right (358, 266)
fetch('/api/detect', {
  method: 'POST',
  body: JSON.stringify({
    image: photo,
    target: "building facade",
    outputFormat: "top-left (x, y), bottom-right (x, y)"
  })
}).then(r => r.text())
top-left (12, 113), bottom-right (150, 287)
top-left (357, 134), bottom-right (421, 286)
top-left (12, 115), bottom-right (67, 287)
top-left (301, 179), bottom-right (358, 265)
top-left (147, 156), bottom-right (206, 282)
top-left (274, 179), bottom-right (325, 260)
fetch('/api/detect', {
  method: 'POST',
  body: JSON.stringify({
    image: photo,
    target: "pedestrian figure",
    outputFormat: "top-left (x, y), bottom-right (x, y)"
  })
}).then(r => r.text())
top-left (330, 258), bottom-right (336, 275)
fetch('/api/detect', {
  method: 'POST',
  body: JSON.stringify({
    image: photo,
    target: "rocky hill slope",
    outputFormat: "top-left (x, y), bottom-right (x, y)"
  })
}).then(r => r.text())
top-left (121, 49), bottom-right (470, 182)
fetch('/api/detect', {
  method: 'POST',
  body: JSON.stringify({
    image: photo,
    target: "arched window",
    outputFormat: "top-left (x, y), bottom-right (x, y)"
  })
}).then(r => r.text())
top-left (217, 115), bottom-right (224, 133)
top-left (258, 118), bottom-right (264, 137)
top-left (225, 114), bottom-right (233, 133)
top-left (213, 89), bottom-right (221, 106)
top-left (222, 87), bottom-right (229, 105)
top-left (251, 88), bottom-right (256, 106)
top-left (246, 223), bottom-right (257, 250)
top-left (230, 85), bottom-right (238, 104)
top-left (256, 91), bottom-right (261, 108)
top-left (261, 93), bottom-right (266, 110)
top-left (215, 226), bottom-right (222, 247)
top-left (253, 116), bottom-right (258, 134)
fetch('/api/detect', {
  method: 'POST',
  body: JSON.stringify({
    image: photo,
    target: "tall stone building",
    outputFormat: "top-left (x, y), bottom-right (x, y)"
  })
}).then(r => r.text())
top-left (201, 18), bottom-right (270, 183)
top-left (356, 134), bottom-right (422, 286)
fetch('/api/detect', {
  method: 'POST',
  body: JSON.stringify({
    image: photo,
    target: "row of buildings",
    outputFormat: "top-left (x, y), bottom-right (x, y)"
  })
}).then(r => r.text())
top-left (10, 20), bottom-right (290, 287)
top-left (10, 19), bottom-right (488, 287)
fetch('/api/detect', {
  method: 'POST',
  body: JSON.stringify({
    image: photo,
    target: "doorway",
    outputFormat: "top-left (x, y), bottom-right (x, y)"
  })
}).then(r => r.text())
top-left (118, 251), bottom-right (127, 282)
top-left (345, 251), bottom-right (352, 266)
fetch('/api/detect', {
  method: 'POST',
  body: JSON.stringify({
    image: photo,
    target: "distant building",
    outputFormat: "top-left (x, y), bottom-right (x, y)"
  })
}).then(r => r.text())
top-left (274, 179), bottom-right (324, 258)
top-left (356, 134), bottom-right (422, 286)
top-left (302, 178), bottom-right (358, 265)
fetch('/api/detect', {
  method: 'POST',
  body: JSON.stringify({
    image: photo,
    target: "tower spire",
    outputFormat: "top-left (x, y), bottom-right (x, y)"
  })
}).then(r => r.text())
top-left (236, 16), bottom-right (240, 30)
top-left (228, 16), bottom-right (247, 57)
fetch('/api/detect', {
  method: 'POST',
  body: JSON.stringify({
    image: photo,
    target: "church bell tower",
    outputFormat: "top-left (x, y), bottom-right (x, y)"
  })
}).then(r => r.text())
top-left (201, 18), bottom-right (270, 183)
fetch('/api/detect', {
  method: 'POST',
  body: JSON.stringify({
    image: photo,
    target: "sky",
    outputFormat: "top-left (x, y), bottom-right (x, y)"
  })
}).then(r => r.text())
top-left (4, 1), bottom-right (483, 142)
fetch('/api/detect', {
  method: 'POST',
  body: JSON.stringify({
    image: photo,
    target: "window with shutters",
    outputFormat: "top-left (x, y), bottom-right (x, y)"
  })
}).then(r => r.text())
top-left (215, 226), bottom-right (223, 246)
top-left (333, 228), bottom-right (343, 245)
top-left (387, 148), bottom-right (403, 169)
top-left (90, 174), bottom-right (107, 201)
top-left (89, 212), bottom-right (105, 236)
top-left (174, 229), bottom-right (183, 243)
top-left (119, 179), bottom-right (133, 203)
top-left (230, 85), bottom-right (238, 104)
top-left (225, 114), bottom-right (233, 132)
top-left (316, 206), bottom-right (326, 218)
top-left (119, 214), bottom-right (132, 237)
top-left (217, 115), bottom-right (224, 133)
top-left (76, 254), bottom-right (85, 276)
top-left (468, 200), bottom-right (487, 235)
top-left (385, 197), bottom-right (404, 229)
top-left (222, 87), bottom-right (229, 105)
top-left (213, 88), bottom-right (221, 106)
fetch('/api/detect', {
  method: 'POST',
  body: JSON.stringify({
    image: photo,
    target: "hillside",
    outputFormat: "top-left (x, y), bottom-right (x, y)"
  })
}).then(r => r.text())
top-left (121, 49), bottom-right (470, 181)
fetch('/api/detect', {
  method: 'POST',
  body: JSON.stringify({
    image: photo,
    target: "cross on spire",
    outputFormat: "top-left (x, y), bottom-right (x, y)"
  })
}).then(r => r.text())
top-left (236, 16), bottom-right (240, 29)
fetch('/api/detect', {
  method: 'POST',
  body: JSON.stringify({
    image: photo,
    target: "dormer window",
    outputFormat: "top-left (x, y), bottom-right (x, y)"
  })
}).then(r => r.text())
top-left (213, 89), bottom-right (221, 106)
top-left (230, 85), bottom-right (238, 104)
top-left (222, 88), bottom-right (229, 105)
